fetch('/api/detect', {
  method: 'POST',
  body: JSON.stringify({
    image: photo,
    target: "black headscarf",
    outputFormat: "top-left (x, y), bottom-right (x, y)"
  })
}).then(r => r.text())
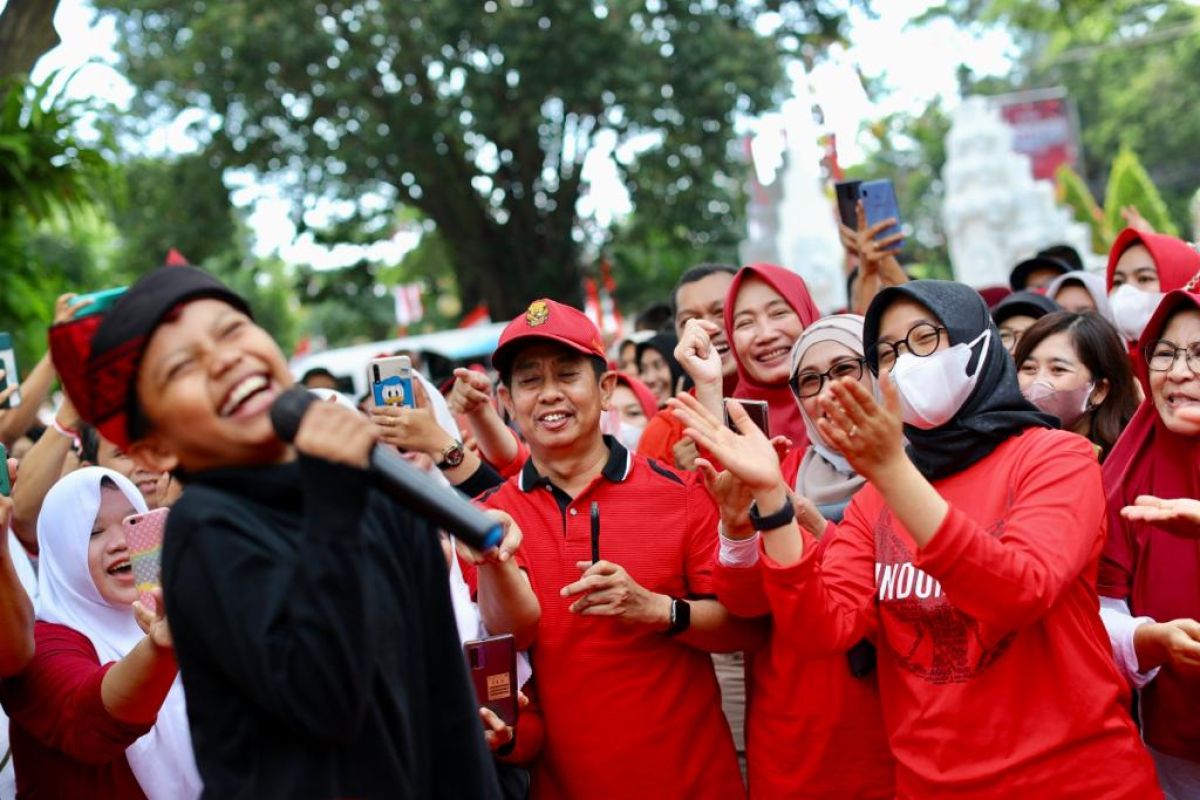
top-left (863, 280), bottom-right (1056, 481)
top-left (635, 332), bottom-right (689, 398)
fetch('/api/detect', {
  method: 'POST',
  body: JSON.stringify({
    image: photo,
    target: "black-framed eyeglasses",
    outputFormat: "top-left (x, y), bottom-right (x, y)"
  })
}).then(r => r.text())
top-left (790, 357), bottom-right (867, 398)
top-left (1145, 339), bottom-right (1200, 373)
top-left (873, 323), bottom-right (946, 370)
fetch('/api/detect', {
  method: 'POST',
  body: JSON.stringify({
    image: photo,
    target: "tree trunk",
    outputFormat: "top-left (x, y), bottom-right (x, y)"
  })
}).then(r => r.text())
top-left (0, 0), bottom-right (61, 79)
top-left (447, 238), bottom-right (584, 323)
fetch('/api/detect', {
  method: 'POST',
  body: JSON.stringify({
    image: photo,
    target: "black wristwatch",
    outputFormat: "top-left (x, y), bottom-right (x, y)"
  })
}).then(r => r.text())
top-left (435, 441), bottom-right (466, 470)
top-left (666, 598), bottom-right (691, 637)
top-left (748, 497), bottom-right (796, 531)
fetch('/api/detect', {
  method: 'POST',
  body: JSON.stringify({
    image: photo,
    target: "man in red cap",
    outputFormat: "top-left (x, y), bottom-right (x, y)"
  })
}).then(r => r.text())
top-left (480, 298), bottom-right (761, 800)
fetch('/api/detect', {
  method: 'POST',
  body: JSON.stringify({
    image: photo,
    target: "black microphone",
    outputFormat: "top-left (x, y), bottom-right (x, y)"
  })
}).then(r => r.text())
top-left (271, 386), bottom-right (504, 552)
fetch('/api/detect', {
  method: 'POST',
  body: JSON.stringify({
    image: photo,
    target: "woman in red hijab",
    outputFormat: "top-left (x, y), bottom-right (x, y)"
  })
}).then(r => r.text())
top-left (723, 264), bottom-right (821, 447)
top-left (1099, 289), bottom-right (1200, 798)
top-left (1106, 228), bottom-right (1200, 345)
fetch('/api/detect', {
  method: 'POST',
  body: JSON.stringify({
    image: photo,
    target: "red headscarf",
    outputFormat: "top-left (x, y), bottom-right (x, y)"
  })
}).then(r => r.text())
top-left (613, 373), bottom-right (658, 421)
top-left (1104, 228), bottom-right (1200, 293)
top-left (722, 263), bottom-right (821, 446)
top-left (1099, 289), bottom-right (1200, 756)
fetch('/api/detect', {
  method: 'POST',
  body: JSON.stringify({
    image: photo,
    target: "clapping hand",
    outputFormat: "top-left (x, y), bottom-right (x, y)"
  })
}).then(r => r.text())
top-left (816, 374), bottom-right (905, 482)
top-left (668, 393), bottom-right (782, 493)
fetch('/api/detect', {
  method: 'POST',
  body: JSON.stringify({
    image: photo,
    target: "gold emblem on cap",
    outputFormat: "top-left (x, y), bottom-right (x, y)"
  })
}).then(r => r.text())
top-left (525, 300), bottom-right (550, 327)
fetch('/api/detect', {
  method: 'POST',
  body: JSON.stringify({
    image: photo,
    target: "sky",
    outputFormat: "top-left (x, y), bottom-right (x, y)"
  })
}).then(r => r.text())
top-left (24, 0), bottom-right (1017, 269)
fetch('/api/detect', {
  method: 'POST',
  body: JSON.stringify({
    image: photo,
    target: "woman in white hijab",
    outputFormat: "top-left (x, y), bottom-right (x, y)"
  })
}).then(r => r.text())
top-left (3, 467), bottom-right (200, 800)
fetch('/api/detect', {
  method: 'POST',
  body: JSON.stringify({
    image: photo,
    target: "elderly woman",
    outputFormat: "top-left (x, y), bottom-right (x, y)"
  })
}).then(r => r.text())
top-left (1099, 289), bottom-right (1200, 798)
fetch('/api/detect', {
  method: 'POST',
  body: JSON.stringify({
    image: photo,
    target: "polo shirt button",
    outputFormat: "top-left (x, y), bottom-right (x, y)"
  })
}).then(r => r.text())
top-left (569, 508), bottom-right (578, 516)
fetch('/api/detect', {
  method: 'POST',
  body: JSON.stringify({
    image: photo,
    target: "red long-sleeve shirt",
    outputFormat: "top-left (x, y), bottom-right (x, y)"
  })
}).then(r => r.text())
top-left (2, 622), bottom-right (153, 800)
top-left (715, 538), bottom-right (894, 799)
top-left (759, 428), bottom-right (1161, 799)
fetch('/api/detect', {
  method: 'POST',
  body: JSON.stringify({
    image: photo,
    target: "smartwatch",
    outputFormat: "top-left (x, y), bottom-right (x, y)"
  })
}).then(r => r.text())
top-left (435, 441), bottom-right (466, 470)
top-left (666, 598), bottom-right (691, 637)
top-left (748, 497), bottom-right (796, 532)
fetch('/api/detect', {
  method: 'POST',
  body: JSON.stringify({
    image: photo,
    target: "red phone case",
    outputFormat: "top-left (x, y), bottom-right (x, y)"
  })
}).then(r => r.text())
top-left (464, 634), bottom-right (518, 727)
top-left (122, 508), bottom-right (169, 610)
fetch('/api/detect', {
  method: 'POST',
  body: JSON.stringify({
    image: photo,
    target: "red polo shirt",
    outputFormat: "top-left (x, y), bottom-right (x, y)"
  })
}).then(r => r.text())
top-left (480, 438), bottom-right (744, 800)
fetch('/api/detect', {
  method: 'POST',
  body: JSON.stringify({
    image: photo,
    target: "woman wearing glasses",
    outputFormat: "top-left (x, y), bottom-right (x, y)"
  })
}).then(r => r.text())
top-left (675, 280), bottom-right (1160, 798)
top-left (1099, 290), bottom-right (1200, 798)
top-left (710, 315), bottom-right (895, 799)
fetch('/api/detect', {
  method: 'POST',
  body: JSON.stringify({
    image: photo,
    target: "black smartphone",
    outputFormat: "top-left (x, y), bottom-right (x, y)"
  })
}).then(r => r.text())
top-left (725, 399), bottom-right (770, 438)
top-left (834, 180), bottom-right (862, 228)
top-left (464, 634), bottom-right (518, 727)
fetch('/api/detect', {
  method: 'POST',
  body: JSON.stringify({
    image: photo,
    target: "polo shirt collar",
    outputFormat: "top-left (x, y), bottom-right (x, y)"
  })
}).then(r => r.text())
top-left (519, 435), bottom-right (632, 492)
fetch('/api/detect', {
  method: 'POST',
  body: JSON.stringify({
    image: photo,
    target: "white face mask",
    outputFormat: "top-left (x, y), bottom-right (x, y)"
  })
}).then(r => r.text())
top-left (889, 330), bottom-right (990, 430)
top-left (616, 421), bottom-right (645, 451)
top-left (1021, 380), bottom-right (1094, 429)
top-left (1109, 283), bottom-right (1164, 342)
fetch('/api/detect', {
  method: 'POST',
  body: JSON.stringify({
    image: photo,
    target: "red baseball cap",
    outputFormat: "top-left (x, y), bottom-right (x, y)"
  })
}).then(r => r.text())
top-left (492, 298), bottom-right (607, 376)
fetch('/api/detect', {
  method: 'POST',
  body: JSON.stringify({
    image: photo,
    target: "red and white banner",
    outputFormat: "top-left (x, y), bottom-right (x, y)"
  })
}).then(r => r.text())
top-left (993, 89), bottom-right (1080, 182)
top-left (393, 283), bottom-right (424, 326)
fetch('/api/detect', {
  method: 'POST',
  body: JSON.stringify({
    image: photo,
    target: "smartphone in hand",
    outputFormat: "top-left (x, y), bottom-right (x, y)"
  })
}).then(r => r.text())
top-left (122, 508), bottom-right (169, 609)
top-left (70, 287), bottom-right (127, 319)
top-left (464, 634), bottom-right (519, 728)
top-left (369, 355), bottom-right (415, 408)
top-left (0, 332), bottom-right (21, 410)
top-left (725, 398), bottom-right (771, 438)
top-left (0, 444), bottom-right (9, 497)
top-left (834, 180), bottom-right (862, 228)
top-left (858, 179), bottom-right (903, 252)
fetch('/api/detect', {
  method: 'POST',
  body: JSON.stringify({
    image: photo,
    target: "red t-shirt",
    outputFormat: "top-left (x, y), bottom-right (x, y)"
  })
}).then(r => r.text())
top-left (2, 622), bottom-right (153, 800)
top-left (480, 440), bottom-right (744, 800)
top-left (759, 428), bottom-right (1161, 799)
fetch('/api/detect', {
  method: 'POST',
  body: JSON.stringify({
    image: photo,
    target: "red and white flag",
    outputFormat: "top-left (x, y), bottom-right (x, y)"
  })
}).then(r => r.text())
top-left (393, 283), bottom-right (424, 326)
top-left (459, 303), bottom-right (491, 328)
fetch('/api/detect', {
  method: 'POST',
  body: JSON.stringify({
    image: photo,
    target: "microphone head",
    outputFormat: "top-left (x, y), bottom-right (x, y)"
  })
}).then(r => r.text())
top-left (270, 386), bottom-right (317, 444)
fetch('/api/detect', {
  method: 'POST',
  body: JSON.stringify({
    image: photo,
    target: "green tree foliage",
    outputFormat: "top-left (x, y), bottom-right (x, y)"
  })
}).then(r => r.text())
top-left (926, 0), bottom-right (1200, 232)
top-left (0, 73), bottom-right (115, 369)
top-left (109, 152), bottom-right (239, 272)
top-left (1103, 145), bottom-right (1178, 237)
top-left (96, 0), bottom-right (862, 318)
top-left (1055, 163), bottom-right (1108, 251)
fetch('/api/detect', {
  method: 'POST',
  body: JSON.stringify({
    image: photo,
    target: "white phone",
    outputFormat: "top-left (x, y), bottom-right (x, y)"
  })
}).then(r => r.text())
top-left (369, 355), bottom-right (414, 408)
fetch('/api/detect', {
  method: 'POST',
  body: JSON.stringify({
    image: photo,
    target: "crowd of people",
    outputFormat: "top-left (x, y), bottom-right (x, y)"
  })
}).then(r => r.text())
top-left (0, 196), bottom-right (1199, 800)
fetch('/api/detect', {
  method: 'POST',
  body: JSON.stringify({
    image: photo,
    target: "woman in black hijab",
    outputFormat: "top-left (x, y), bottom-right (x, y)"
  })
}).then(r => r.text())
top-left (670, 280), bottom-right (1159, 798)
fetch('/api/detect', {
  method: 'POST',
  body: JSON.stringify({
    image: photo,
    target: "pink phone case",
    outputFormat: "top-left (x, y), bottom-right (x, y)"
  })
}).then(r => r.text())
top-left (122, 508), bottom-right (169, 610)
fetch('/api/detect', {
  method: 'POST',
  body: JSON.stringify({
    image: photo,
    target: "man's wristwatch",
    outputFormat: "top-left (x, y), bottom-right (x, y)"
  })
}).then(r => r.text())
top-left (666, 597), bottom-right (692, 637)
top-left (435, 441), bottom-right (466, 470)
